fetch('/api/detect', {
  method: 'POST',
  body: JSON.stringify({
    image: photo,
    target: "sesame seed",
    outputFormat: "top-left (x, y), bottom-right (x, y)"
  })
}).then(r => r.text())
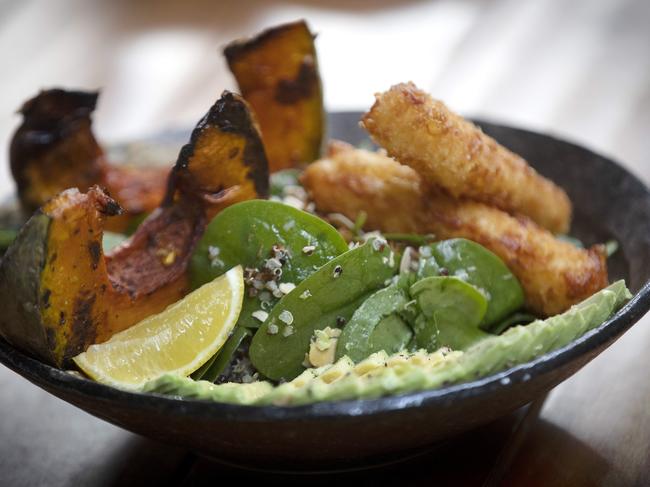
top-left (267, 323), bottom-right (279, 335)
top-left (252, 310), bottom-right (269, 322)
top-left (279, 310), bottom-right (294, 325)
top-left (302, 245), bottom-right (316, 255)
top-left (265, 280), bottom-right (278, 291)
top-left (283, 195), bottom-right (305, 209)
top-left (278, 282), bottom-right (296, 294)
top-left (333, 265), bottom-right (343, 278)
top-left (299, 289), bottom-right (312, 300)
top-left (258, 290), bottom-right (271, 302)
top-left (399, 247), bottom-right (413, 274)
top-left (265, 257), bottom-right (282, 270)
top-left (282, 325), bottom-right (295, 337)
top-left (372, 238), bottom-right (387, 252)
top-left (419, 246), bottom-right (432, 257)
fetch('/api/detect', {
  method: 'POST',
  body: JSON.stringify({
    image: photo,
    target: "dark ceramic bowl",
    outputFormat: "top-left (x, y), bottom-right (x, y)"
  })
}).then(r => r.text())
top-left (1, 112), bottom-right (650, 470)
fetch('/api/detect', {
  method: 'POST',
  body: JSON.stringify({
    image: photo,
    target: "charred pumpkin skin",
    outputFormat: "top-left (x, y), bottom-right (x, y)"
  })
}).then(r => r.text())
top-left (225, 20), bottom-right (324, 172)
top-left (10, 90), bottom-right (106, 213)
top-left (10, 89), bottom-right (169, 231)
top-left (0, 91), bottom-right (269, 367)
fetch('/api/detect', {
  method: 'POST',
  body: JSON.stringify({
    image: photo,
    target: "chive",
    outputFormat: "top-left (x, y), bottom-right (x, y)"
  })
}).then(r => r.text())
top-left (353, 211), bottom-right (367, 235)
top-left (382, 233), bottom-right (436, 246)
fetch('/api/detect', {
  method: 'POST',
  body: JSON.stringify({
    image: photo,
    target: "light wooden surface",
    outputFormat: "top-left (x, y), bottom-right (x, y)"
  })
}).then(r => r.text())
top-left (1, 0), bottom-right (649, 485)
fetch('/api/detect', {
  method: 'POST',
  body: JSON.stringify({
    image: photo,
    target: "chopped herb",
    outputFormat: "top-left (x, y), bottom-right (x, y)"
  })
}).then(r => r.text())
top-left (383, 233), bottom-right (436, 245)
top-left (353, 211), bottom-right (367, 235)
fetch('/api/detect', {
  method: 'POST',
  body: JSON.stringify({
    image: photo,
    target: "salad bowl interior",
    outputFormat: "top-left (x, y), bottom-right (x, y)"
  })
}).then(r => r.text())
top-left (1, 112), bottom-right (649, 469)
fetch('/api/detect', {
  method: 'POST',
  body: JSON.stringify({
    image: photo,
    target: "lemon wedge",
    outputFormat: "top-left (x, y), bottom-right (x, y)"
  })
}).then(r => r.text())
top-left (73, 265), bottom-right (244, 390)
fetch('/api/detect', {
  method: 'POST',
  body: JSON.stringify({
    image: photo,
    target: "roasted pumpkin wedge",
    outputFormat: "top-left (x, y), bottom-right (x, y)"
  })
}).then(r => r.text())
top-left (224, 20), bottom-right (324, 172)
top-left (0, 91), bottom-right (268, 367)
top-left (10, 89), bottom-right (169, 231)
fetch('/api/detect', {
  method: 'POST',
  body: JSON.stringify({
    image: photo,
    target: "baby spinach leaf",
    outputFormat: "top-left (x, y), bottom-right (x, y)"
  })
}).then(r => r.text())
top-left (336, 283), bottom-right (411, 362)
top-left (428, 239), bottom-right (524, 330)
top-left (190, 200), bottom-right (348, 329)
top-left (410, 276), bottom-right (489, 351)
top-left (250, 238), bottom-right (399, 380)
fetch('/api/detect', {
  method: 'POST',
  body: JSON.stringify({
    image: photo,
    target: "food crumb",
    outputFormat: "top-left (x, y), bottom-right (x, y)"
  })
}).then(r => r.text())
top-left (307, 327), bottom-right (342, 367)
top-left (252, 310), bottom-right (269, 322)
top-left (278, 310), bottom-right (294, 325)
top-left (278, 282), bottom-right (296, 295)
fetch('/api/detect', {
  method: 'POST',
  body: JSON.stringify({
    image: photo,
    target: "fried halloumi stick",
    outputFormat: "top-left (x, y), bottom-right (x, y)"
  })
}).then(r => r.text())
top-left (301, 142), bottom-right (607, 317)
top-left (361, 82), bottom-right (572, 234)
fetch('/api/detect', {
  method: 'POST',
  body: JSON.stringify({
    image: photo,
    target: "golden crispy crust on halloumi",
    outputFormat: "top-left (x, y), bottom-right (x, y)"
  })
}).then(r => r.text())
top-left (361, 82), bottom-right (572, 234)
top-left (301, 143), bottom-right (607, 316)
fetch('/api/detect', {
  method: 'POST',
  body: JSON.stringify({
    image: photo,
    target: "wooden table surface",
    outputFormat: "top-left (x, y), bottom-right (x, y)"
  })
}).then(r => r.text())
top-left (1, 1), bottom-right (649, 485)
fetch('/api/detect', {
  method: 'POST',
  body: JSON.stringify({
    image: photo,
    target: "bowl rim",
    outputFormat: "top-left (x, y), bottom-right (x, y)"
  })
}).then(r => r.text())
top-left (1, 287), bottom-right (647, 421)
top-left (1, 118), bottom-right (650, 422)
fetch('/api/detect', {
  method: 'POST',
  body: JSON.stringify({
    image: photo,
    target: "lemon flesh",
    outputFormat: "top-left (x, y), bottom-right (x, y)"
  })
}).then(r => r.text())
top-left (73, 265), bottom-right (244, 390)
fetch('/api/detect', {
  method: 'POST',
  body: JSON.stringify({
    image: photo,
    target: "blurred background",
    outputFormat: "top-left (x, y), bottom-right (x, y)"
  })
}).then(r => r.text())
top-left (0, 0), bottom-right (648, 201)
top-left (1, 0), bottom-right (650, 484)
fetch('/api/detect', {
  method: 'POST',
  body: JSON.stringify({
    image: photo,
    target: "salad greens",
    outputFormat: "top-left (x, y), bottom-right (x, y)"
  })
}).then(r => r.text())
top-left (410, 276), bottom-right (489, 351)
top-left (336, 282), bottom-right (411, 363)
top-left (249, 237), bottom-right (399, 380)
top-left (145, 280), bottom-right (631, 406)
top-left (190, 200), bottom-right (348, 330)
top-left (426, 239), bottom-right (524, 330)
top-left (177, 198), bottom-right (628, 390)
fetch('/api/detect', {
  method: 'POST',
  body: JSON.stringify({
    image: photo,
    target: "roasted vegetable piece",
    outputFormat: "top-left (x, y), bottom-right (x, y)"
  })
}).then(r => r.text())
top-left (191, 199), bottom-right (348, 329)
top-left (225, 20), bottom-right (324, 171)
top-left (0, 91), bottom-right (268, 367)
top-left (301, 143), bottom-right (608, 316)
top-left (9, 89), bottom-right (169, 231)
top-left (250, 238), bottom-right (398, 381)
